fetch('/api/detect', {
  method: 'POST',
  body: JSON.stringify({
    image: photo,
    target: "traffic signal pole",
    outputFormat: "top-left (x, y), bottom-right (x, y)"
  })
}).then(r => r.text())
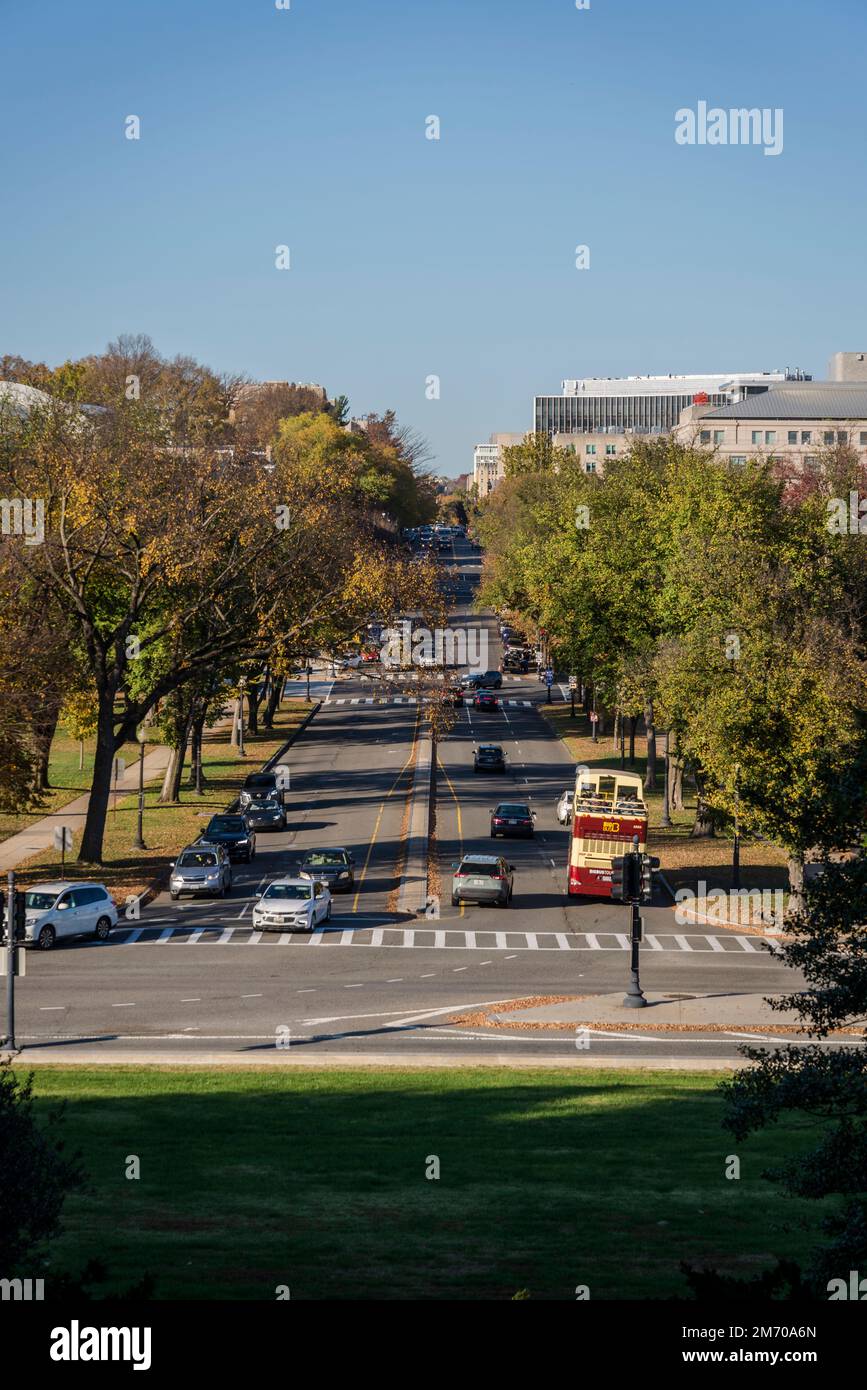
top-left (611, 836), bottom-right (659, 1010)
top-left (623, 895), bottom-right (646, 1009)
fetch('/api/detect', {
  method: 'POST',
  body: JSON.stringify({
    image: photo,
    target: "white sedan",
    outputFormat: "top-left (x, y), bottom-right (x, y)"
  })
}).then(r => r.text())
top-left (252, 878), bottom-right (332, 933)
top-left (556, 789), bottom-right (573, 825)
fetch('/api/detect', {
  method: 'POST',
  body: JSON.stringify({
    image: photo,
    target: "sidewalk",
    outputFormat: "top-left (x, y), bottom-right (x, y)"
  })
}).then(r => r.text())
top-left (480, 992), bottom-right (865, 1033)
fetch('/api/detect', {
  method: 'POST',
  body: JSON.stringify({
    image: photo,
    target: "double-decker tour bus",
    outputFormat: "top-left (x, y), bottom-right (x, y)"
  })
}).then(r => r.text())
top-left (566, 767), bottom-right (648, 898)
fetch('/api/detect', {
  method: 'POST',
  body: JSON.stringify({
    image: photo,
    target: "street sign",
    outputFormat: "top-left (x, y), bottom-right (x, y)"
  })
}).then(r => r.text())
top-left (0, 947), bottom-right (25, 978)
top-left (569, 676), bottom-right (577, 690)
top-left (589, 711), bottom-right (599, 723)
top-left (544, 669), bottom-right (554, 686)
top-left (113, 757), bottom-right (126, 781)
top-left (53, 826), bottom-right (73, 852)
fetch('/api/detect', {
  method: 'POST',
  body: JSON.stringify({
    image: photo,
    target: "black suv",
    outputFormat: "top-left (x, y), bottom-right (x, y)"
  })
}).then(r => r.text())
top-left (200, 814), bottom-right (256, 862)
top-left (240, 771), bottom-right (284, 810)
top-left (474, 744), bottom-right (506, 773)
top-left (490, 802), bottom-right (536, 838)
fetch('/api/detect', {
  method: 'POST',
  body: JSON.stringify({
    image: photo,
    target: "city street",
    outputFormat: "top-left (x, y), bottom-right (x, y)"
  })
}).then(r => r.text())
top-left (11, 538), bottom-right (813, 1065)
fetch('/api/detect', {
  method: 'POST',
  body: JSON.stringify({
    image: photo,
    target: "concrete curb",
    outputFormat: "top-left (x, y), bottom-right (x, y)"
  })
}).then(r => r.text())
top-left (1, 1050), bottom-right (749, 1072)
top-left (396, 729), bottom-right (432, 916)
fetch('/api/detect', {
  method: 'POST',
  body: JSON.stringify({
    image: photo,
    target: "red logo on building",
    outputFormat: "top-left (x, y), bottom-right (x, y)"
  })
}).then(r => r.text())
top-left (693, 392), bottom-right (709, 405)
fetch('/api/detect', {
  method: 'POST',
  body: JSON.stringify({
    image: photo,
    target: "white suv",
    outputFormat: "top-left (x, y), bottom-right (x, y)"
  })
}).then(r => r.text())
top-left (21, 882), bottom-right (118, 950)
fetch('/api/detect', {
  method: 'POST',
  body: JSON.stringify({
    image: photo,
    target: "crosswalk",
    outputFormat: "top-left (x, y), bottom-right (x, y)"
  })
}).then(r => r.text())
top-left (324, 696), bottom-right (535, 707)
top-left (96, 924), bottom-right (775, 954)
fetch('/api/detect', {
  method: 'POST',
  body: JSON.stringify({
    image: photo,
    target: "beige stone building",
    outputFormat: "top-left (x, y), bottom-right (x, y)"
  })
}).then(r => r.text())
top-left (674, 383), bottom-right (867, 471)
top-left (472, 432), bottom-right (525, 493)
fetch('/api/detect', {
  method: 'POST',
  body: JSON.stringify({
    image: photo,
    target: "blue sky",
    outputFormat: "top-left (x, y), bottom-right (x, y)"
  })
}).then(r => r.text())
top-left (2, 0), bottom-right (866, 475)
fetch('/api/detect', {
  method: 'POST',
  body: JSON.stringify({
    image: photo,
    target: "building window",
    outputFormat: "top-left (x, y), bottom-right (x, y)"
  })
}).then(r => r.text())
top-left (824, 431), bottom-right (835, 444)
top-left (765, 431), bottom-right (776, 444)
top-left (730, 456), bottom-right (746, 465)
top-left (751, 430), bottom-right (762, 445)
top-left (586, 444), bottom-right (596, 455)
top-left (838, 430), bottom-right (848, 443)
top-left (605, 444), bottom-right (616, 456)
top-left (585, 460), bottom-right (596, 474)
top-left (788, 431), bottom-right (798, 444)
top-left (713, 430), bottom-right (725, 445)
top-left (700, 430), bottom-right (711, 443)
top-left (801, 431), bottom-right (812, 444)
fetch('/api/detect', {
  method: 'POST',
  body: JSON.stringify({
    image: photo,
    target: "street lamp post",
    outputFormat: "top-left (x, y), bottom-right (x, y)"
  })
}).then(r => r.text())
top-left (591, 682), bottom-right (598, 743)
top-left (619, 709), bottom-right (625, 769)
top-left (732, 763), bottom-right (741, 889)
top-left (133, 726), bottom-right (147, 850)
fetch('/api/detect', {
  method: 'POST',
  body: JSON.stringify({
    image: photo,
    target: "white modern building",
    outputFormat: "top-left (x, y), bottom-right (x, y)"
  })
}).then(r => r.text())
top-left (534, 370), bottom-right (808, 436)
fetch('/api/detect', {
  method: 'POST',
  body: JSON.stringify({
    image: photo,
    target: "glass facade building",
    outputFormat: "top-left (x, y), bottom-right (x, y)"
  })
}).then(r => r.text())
top-left (533, 373), bottom-right (800, 437)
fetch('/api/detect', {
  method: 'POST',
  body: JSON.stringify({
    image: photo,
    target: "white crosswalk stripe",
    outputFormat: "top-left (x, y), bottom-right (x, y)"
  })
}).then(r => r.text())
top-left (115, 925), bottom-right (771, 953)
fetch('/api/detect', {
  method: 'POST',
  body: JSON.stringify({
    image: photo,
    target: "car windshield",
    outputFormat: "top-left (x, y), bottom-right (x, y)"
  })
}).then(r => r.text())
top-left (178, 851), bottom-right (217, 868)
top-left (25, 891), bottom-right (60, 910)
top-left (304, 852), bottom-right (346, 866)
top-left (250, 794), bottom-right (279, 805)
top-left (208, 818), bottom-right (244, 832)
top-left (265, 884), bottom-right (312, 901)
top-left (495, 805), bottom-right (530, 817)
top-left (246, 775), bottom-right (275, 787)
top-left (460, 862), bottom-right (501, 877)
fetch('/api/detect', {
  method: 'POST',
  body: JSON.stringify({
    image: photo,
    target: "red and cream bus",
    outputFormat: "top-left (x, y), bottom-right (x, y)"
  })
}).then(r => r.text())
top-left (566, 767), bottom-right (648, 898)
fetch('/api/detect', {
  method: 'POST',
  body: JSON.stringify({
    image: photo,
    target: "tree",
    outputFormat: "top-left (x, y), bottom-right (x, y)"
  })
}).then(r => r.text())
top-left (701, 856), bottom-right (867, 1296)
top-left (0, 1061), bottom-right (85, 1275)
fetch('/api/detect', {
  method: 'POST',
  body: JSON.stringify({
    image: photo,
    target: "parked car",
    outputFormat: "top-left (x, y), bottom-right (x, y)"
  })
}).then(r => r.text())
top-left (361, 647), bottom-right (380, 663)
top-left (170, 844), bottom-right (233, 900)
top-left (479, 670), bottom-right (503, 689)
top-left (17, 882), bottom-right (118, 951)
top-left (200, 814), bottom-right (256, 862)
top-left (474, 744), bottom-right (506, 773)
top-left (239, 768), bottom-right (288, 809)
top-left (474, 690), bottom-right (499, 712)
top-left (490, 802), bottom-right (536, 838)
top-left (297, 847), bottom-right (355, 893)
top-left (253, 877), bottom-right (332, 932)
top-left (451, 854), bottom-right (514, 908)
top-left (556, 789), bottom-right (573, 825)
top-left (243, 793), bottom-right (286, 832)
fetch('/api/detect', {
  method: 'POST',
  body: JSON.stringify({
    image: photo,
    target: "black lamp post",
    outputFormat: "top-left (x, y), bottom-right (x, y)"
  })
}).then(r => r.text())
top-left (133, 726), bottom-right (147, 850)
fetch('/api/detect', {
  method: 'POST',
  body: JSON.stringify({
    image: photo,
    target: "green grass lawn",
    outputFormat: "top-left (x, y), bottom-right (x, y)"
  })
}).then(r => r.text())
top-left (14, 703), bottom-right (313, 900)
top-left (25, 1066), bottom-right (826, 1301)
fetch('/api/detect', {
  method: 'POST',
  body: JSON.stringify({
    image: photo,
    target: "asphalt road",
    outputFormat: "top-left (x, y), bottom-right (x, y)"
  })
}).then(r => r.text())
top-left (10, 537), bottom-right (816, 1065)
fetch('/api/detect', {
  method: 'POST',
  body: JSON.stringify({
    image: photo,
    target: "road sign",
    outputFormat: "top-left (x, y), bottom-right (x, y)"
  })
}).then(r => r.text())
top-left (544, 669), bottom-right (554, 685)
top-left (589, 711), bottom-right (599, 723)
top-left (53, 826), bottom-right (73, 852)
top-left (113, 757), bottom-right (126, 781)
top-left (0, 948), bottom-right (25, 978)
top-left (569, 676), bottom-right (577, 690)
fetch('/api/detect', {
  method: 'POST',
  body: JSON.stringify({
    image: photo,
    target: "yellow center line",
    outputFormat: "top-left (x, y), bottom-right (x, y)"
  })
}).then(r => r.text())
top-left (437, 756), bottom-right (465, 916)
top-left (352, 711), bottom-right (420, 912)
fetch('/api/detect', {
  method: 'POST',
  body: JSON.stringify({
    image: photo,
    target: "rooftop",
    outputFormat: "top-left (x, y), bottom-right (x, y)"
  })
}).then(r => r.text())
top-left (701, 384), bottom-right (867, 420)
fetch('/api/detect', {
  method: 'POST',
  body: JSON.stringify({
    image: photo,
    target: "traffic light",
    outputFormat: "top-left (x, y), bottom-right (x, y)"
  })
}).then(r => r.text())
top-left (12, 891), bottom-right (25, 940)
top-left (610, 857), bottom-right (626, 901)
top-left (640, 854), bottom-right (660, 904)
top-left (611, 853), bottom-right (643, 901)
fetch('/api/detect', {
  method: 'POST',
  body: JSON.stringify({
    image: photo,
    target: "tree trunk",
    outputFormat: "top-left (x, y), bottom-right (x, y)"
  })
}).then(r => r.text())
top-left (786, 854), bottom-right (806, 917)
top-left (629, 714), bottom-right (638, 767)
top-left (246, 684), bottom-right (261, 736)
top-left (690, 768), bottom-right (716, 838)
top-left (229, 695), bottom-right (242, 747)
top-left (188, 707), bottom-right (207, 794)
top-left (669, 755), bottom-right (684, 812)
top-left (643, 702), bottom-right (656, 792)
top-left (78, 692), bottom-right (118, 864)
top-left (33, 708), bottom-right (60, 792)
top-left (160, 708), bottom-right (193, 804)
top-left (263, 680), bottom-right (281, 729)
top-left (613, 708), bottom-right (621, 744)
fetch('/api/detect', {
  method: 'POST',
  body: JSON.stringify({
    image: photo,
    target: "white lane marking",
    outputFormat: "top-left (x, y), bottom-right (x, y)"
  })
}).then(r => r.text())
top-left (340, 929), bottom-right (355, 945)
top-left (555, 933), bottom-right (571, 951)
top-left (387, 978), bottom-right (403, 983)
top-left (454, 966), bottom-right (468, 971)
top-left (247, 932), bottom-right (262, 945)
top-left (241, 993), bottom-right (263, 998)
top-left (344, 983), bottom-right (363, 988)
top-left (111, 1002), bottom-right (136, 1008)
top-left (706, 935), bottom-right (725, 952)
top-left (296, 988), bottom-right (316, 992)
top-left (180, 997), bottom-right (201, 1003)
top-left (615, 933), bottom-right (631, 950)
top-left (156, 928), bottom-right (173, 943)
top-left (420, 973), bottom-right (436, 978)
top-left (236, 903), bottom-right (250, 919)
top-left (187, 930), bottom-right (205, 944)
top-left (306, 998), bottom-right (518, 1028)
top-left (309, 930), bottom-right (325, 944)
top-left (39, 1006), bottom-right (65, 1011)
top-left (674, 934), bottom-right (694, 952)
top-left (736, 936), bottom-right (759, 952)
top-left (585, 933), bottom-right (601, 950)
top-left (644, 934), bottom-right (662, 950)
top-left (218, 928), bottom-right (234, 944)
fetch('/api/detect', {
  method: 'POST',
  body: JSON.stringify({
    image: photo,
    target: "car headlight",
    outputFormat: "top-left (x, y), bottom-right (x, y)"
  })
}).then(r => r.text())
top-left (337, 871), bottom-right (349, 879)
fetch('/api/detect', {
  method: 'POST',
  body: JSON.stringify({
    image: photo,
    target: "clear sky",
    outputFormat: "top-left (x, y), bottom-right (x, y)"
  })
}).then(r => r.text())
top-left (2, 0), bottom-right (866, 475)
